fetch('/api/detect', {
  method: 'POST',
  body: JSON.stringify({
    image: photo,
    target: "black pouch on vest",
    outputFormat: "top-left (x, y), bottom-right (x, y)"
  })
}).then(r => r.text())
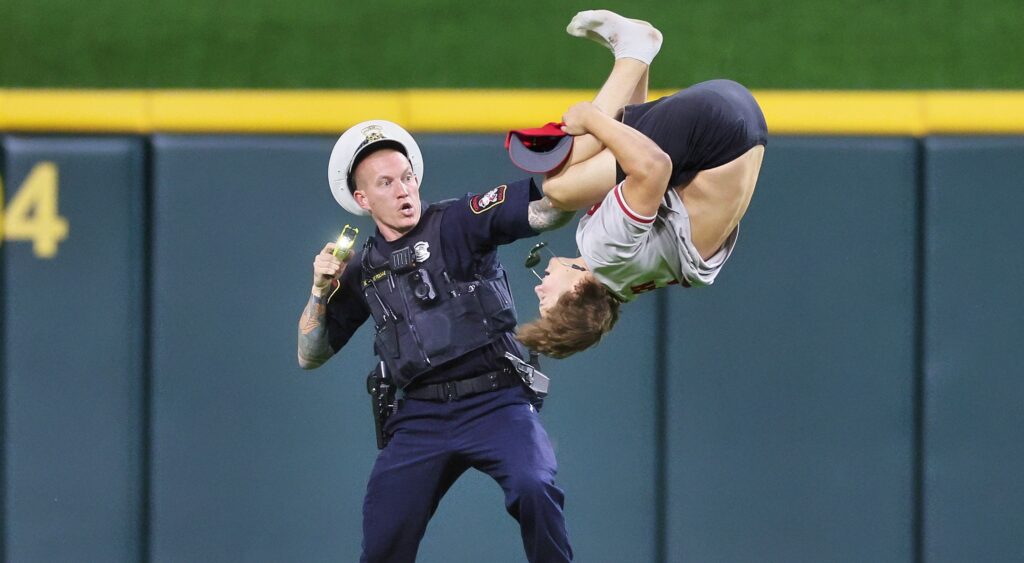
top-left (410, 288), bottom-right (493, 363)
top-left (475, 275), bottom-right (518, 334)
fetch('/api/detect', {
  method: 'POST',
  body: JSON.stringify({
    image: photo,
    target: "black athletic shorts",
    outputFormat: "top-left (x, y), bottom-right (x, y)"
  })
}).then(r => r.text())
top-left (616, 79), bottom-right (768, 187)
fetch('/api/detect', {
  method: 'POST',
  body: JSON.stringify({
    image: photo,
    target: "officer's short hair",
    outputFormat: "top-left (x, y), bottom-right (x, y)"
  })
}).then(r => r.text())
top-left (517, 277), bottom-right (620, 358)
top-left (348, 141), bottom-right (411, 192)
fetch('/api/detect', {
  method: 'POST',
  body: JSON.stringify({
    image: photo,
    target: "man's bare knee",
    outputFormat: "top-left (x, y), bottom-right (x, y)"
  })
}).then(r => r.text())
top-left (541, 176), bottom-right (575, 210)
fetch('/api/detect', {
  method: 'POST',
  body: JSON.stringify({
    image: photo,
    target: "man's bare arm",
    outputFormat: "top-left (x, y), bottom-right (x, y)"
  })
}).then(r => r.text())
top-left (297, 242), bottom-right (345, 369)
top-left (563, 102), bottom-right (671, 217)
top-left (528, 196), bottom-right (576, 232)
top-left (297, 291), bottom-right (335, 369)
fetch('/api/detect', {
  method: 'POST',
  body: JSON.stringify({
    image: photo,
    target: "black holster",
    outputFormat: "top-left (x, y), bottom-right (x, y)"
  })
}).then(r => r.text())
top-left (366, 361), bottom-right (398, 449)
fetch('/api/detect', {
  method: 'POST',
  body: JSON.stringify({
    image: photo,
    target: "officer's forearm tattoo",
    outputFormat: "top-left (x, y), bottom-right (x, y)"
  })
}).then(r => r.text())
top-left (528, 196), bottom-right (575, 232)
top-left (300, 301), bottom-right (325, 335)
top-left (297, 293), bottom-right (334, 368)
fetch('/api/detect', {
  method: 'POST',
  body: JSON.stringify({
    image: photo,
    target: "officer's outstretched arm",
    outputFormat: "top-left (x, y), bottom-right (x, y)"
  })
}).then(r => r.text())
top-left (297, 242), bottom-right (345, 369)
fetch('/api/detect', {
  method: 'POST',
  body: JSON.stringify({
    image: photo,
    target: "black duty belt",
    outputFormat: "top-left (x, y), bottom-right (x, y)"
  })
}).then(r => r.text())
top-left (402, 368), bottom-right (521, 402)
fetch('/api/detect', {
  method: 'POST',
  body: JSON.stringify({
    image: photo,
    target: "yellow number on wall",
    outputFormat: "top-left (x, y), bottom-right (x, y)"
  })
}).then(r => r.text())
top-left (2, 162), bottom-right (69, 258)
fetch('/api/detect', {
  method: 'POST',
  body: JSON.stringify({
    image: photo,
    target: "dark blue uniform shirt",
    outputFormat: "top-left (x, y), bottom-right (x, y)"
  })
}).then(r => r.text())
top-left (325, 178), bottom-right (541, 385)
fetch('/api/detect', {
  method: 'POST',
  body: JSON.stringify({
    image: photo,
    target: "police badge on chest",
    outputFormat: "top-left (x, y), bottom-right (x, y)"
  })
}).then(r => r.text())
top-left (413, 241), bottom-right (430, 262)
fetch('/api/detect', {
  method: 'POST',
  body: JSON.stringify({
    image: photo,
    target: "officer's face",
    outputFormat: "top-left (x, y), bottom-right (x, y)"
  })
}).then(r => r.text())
top-left (534, 256), bottom-right (588, 317)
top-left (353, 149), bottom-right (421, 240)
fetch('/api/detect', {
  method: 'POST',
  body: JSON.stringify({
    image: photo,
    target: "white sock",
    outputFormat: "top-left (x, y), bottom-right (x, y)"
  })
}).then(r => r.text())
top-left (566, 10), bottom-right (663, 65)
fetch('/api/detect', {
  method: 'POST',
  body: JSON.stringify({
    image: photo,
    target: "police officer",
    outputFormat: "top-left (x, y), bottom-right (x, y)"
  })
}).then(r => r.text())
top-left (296, 120), bottom-right (575, 562)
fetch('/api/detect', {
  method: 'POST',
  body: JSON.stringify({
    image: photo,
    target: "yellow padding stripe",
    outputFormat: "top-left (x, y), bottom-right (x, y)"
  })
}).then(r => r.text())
top-left (754, 91), bottom-right (927, 136)
top-left (2, 89), bottom-right (1024, 135)
top-left (925, 92), bottom-right (1024, 133)
top-left (0, 90), bottom-right (149, 133)
top-left (404, 90), bottom-right (591, 132)
top-left (149, 90), bottom-right (404, 133)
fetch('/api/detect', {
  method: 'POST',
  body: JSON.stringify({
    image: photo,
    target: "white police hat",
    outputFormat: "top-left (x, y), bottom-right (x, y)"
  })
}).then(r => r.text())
top-left (328, 120), bottom-right (424, 216)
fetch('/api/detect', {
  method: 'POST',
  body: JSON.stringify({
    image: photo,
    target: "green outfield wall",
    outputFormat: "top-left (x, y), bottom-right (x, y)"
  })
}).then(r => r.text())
top-left (2, 131), bottom-right (1023, 562)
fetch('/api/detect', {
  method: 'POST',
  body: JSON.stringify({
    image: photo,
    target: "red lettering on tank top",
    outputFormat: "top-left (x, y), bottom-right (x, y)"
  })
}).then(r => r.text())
top-left (630, 279), bottom-right (686, 294)
top-left (630, 281), bottom-right (658, 294)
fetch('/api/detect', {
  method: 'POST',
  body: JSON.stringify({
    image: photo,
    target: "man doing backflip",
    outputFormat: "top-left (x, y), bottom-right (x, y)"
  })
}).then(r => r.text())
top-left (517, 10), bottom-right (768, 359)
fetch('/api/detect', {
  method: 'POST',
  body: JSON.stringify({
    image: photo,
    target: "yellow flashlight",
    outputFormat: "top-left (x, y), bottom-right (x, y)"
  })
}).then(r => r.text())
top-left (333, 225), bottom-right (359, 260)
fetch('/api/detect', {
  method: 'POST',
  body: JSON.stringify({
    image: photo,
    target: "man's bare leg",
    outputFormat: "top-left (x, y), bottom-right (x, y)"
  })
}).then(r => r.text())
top-left (575, 10), bottom-right (659, 110)
top-left (628, 67), bottom-right (650, 107)
top-left (560, 59), bottom-right (649, 171)
top-left (544, 11), bottom-right (662, 210)
top-left (558, 11), bottom-right (660, 169)
top-left (569, 61), bottom-right (647, 167)
top-left (679, 145), bottom-right (766, 259)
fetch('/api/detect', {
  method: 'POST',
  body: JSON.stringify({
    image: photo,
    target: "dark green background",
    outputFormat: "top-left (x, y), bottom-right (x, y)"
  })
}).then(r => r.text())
top-left (1, 0), bottom-right (1022, 89)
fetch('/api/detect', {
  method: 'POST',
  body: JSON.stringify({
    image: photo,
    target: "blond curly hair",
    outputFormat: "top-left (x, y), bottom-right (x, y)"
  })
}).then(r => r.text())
top-left (516, 277), bottom-right (621, 358)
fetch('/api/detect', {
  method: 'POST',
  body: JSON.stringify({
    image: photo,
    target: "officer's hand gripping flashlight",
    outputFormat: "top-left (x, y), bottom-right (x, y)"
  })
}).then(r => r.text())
top-left (333, 225), bottom-right (359, 261)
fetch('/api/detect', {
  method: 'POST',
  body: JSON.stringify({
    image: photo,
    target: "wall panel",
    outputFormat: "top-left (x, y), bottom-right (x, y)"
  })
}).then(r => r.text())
top-left (1, 136), bottom-right (145, 562)
top-left (922, 137), bottom-right (1024, 563)
top-left (665, 137), bottom-right (919, 562)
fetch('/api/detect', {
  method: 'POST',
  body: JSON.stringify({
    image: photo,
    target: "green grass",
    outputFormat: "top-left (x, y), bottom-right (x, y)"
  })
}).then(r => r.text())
top-left (1, 0), bottom-right (1022, 89)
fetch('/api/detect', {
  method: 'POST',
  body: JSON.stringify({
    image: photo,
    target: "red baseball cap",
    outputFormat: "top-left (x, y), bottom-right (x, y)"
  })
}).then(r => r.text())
top-left (505, 122), bottom-right (575, 174)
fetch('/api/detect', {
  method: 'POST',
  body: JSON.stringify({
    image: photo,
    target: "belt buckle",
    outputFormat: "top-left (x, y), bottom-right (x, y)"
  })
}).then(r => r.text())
top-left (443, 380), bottom-right (459, 402)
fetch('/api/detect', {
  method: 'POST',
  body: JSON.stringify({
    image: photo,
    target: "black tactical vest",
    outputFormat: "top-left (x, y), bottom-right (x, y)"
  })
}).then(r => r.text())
top-left (360, 202), bottom-right (522, 388)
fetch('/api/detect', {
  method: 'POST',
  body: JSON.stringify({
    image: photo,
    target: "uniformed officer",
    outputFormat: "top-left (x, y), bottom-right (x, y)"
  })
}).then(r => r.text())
top-left (296, 119), bottom-right (575, 562)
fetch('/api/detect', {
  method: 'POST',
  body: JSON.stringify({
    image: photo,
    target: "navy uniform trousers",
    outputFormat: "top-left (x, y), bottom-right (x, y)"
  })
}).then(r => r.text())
top-left (360, 384), bottom-right (572, 562)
